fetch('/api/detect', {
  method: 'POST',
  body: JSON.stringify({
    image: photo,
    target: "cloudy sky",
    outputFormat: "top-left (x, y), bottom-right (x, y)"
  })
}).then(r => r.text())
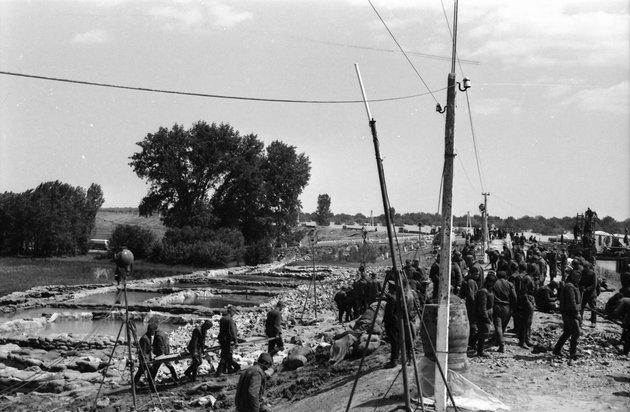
top-left (1, 0), bottom-right (628, 221)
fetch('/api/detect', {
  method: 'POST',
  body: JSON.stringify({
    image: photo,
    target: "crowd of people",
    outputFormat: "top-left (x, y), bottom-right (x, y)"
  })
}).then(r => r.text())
top-left (332, 240), bottom-right (630, 368)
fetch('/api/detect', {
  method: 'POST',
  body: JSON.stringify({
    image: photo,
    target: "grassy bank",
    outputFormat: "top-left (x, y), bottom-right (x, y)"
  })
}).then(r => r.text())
top-left (0, 256), bottom-right (195, 298)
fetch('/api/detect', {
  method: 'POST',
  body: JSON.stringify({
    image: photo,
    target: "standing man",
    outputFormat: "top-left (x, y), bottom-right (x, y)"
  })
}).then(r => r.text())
top-left (553, 270), bottom-right (582, 361)
top-left (429, 254), bottom-right (441, 302)
top-left (353, 270), bottom-right (369, 315)
top-left (366, 272), bottom-right (381, 304)
top-left (459, 265), bottom-right (480, 348)
top-left (383, 273), bottom-right (399, 368)
top-left (265, 301), bottom-right (285, 358)
top-left (334, 286), bottom-right (348, 323)
top-left (184, 319), bottom-right (213, 382)
top-left (216, 306), bottom-right (240, 376)
top-left (518, 263), bottom-right (536, 349)
top-left (150, 323), bottom-right (178, 384)
top-left (473, 273), bottom-right (497, 357)
top-left (134, 324), bottom-right (154, 388)
top-left (492, 271), bottom-right (517, 353)
top-left (579, 269), bottom-right (599, 327)
top-left (235, 352), bottom-right (273, 412)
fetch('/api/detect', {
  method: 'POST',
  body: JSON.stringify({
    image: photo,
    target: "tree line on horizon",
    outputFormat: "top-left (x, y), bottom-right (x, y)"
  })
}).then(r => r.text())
top-left (304, 202), bottom-right (629, 236)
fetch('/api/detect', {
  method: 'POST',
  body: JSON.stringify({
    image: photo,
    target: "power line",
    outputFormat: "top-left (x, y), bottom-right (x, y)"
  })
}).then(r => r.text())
top-left (304, 37), bottom-right (480, 65)
top-left (0, 70), bottom-right (445, 104)
top-left (367, 0), bottom-right (440, 104)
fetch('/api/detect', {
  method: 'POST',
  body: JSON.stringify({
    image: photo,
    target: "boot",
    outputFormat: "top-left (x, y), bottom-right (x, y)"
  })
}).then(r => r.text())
top-left (215, 360), bottom-right (226, 377)
top-left (476, 336), bottom-right (488, 357)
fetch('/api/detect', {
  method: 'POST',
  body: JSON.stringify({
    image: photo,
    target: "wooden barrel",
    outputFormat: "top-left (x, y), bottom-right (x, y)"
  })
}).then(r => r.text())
top-left (418, 295), bottom-right (469, 372)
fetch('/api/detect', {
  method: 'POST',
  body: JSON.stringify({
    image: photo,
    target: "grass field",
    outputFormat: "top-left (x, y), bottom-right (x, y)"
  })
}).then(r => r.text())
top-left (91, 209), bottom-right (166, 240)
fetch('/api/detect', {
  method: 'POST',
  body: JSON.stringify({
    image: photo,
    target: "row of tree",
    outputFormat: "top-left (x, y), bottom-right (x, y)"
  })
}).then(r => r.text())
top-left (0, 181), bottom-right (104, 256)
top-left (305, 202), bottom-right (629, 236)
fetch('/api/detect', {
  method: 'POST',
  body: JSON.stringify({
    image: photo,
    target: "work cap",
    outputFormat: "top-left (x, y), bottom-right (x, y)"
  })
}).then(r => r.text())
top-left (276, 301), bottom-right (285, 308)
top-left (202, 320), bottom-right (213, 329)
top-left (258, 352), bottom-right (273, 367)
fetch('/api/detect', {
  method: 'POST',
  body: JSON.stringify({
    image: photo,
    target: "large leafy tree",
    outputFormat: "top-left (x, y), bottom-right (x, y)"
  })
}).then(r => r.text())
top-left (130, 121), bottom-right (311, 244)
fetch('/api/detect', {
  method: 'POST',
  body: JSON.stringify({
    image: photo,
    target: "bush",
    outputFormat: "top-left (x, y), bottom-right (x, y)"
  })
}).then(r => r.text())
top-left (151, 240), bottom-right (235, 267)
top-left (243, 240), bottom-right (275, 265)
top-left (110, 224), bottom-right (157, 259)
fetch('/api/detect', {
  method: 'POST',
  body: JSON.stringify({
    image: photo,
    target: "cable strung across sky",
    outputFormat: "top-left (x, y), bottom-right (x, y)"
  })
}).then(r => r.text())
top-left (0, 70), bottom-right (446, 105)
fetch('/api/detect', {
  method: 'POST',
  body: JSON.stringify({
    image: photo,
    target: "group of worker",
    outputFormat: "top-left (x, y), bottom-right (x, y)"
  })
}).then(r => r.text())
top-left (132, 302), bottom-right (285, 411)
top-left (342, 240), bottom-right (628, 369)
top-left (333, 265), bottom-right (382, 323)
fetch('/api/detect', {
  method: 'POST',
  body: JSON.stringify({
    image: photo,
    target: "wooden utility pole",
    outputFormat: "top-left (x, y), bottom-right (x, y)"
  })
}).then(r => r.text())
top-left (482, 192), bottom-right (490, 265)
top-left (435, 72), bottom-right (457, 412)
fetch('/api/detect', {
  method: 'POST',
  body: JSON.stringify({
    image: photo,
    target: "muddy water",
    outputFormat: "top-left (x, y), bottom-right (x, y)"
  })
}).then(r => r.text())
top-left (71, 291), bottom-right (163, 305)
top-left (0, 308), bottom-right (179, 338)
top-left (176, 293), bottom-right (268, 308)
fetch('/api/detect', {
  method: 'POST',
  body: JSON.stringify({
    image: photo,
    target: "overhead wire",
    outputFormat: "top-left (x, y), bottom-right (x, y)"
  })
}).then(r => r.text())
top-left (366, 0), bottom-right (440, 104)
top-left (0, 70), bottom-right (445, 105)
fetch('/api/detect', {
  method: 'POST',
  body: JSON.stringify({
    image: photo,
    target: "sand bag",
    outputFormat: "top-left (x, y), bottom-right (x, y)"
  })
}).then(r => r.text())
top-left (354, 333), bottom-right (380, 355)
top-left (330, 334), bottom-right (358, 364)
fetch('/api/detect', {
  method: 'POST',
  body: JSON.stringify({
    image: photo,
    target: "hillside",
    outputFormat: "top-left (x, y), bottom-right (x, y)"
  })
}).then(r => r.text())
top-left (91, 208), bottom-right (166, 240)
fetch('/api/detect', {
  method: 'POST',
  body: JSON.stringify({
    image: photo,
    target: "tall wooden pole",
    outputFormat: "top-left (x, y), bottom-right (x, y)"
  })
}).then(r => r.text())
top-left (355, 64), bottom-right (411, 411)
top-left (435, 72), bottom-right (456, 412)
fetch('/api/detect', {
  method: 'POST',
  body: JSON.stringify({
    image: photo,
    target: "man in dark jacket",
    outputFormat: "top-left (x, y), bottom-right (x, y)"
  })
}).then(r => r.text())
top-left (334, 286), bottom-right (348, 323)
top-left (366, 272), bottom-right (381, 303)
top-left (265, 301), bottom-right (285, 358)
top-left (459, 265), bottom-right (479, 348)
top-left (383, 276), bottom-right (399, 368)
top-left (579, 269), bottom-right (599, 326)
top-left (235, 352), bottom-right (273, 412)
top-left (429, 254), bottom-right (440, 302)
top-left (150, 323), bottom-right (178, 383)
top-left (134, 324), bottom-right (154, 387)
top-left (518, 264), bottom-right (536, 348)
top-left (216, 306), bottom-right (240, 376)
top-left (553, 270), bottom-right (582, 361)
top-left (535, 281), bottom-right (559, 313)
top-left (354, 271), bottom-right (369, 315)
top-left (184, 319), bottom-right (212, 382)
top-left (492, 271), bottom-right (517, 352)
top-left (473, 273), bottom-right (497, 357)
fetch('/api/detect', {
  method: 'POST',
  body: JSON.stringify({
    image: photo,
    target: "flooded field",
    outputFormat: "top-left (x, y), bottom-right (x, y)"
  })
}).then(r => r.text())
top-left (70, 290), bottom-right (164, 305)
top-left (176, 293), bottom-right (268, 308)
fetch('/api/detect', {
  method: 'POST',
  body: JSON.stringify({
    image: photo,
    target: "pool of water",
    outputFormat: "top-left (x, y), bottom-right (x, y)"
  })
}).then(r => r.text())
top-left (176, 282), bottom-right (287, 292)
top-left (177, 294), bottom-right (268, 308)
top-left (0, 307), bottom-right (89, 322)
top-left (35, 318), bottom-right (180, 338)
top-left (0, 307), bottom-right (180, 338)
top-left (71, 291), bottom-right (164, 305)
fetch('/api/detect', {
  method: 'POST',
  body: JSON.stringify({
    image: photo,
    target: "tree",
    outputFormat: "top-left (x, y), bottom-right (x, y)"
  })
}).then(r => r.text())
top-left (0, 181), bottom-right (104, 256)
top-left (130, 121), bottom-right (311, 246)
top-left (315, 194), bottom-right (332, 226)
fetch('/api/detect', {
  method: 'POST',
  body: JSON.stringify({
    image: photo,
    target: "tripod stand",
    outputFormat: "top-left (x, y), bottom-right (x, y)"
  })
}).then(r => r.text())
top-left (300, 230), bottom-right (319, 322)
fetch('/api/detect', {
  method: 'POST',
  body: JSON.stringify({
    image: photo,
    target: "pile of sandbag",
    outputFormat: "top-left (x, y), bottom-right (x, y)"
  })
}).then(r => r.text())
top-left (329, 329), bottom-right (381, 364)
top-left (282, 345), bottom-right (314, 371)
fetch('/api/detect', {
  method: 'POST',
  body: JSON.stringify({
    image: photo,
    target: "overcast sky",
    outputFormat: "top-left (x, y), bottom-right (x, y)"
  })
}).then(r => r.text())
top-left (1, 0), bottom-right (628, 221)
